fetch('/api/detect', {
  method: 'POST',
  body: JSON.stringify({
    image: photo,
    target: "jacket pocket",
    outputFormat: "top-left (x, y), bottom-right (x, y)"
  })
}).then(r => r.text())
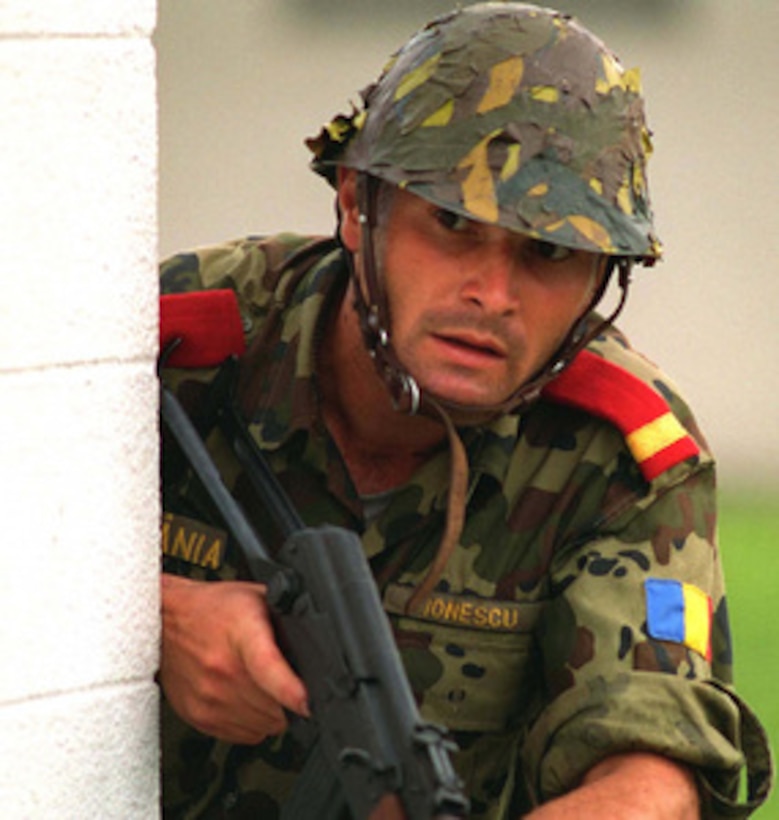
top-left (384, 584), bottom-right (545, 732)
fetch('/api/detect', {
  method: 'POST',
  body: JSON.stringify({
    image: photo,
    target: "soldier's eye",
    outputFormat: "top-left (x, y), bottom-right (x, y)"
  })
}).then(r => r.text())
top-left (530, 240), bottom-right (573, 262)
top-left (434, 208), bottom-right (471, 233)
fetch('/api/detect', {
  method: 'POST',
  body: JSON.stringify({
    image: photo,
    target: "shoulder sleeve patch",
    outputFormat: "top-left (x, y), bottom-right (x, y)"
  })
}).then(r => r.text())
top-left (541, 350), bottom-right (700, 481)
top-left (645, 578), bottom-right (713, 661)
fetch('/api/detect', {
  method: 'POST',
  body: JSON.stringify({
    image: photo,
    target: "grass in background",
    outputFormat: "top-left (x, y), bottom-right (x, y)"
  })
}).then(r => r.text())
top-left (719, 491), bottom-right (778, 817)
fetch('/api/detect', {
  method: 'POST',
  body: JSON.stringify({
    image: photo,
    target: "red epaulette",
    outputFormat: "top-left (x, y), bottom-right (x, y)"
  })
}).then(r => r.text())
top-left (541, 350), bottom-right (700, 481)
top-left (160, 290), bottom-right (246, 368)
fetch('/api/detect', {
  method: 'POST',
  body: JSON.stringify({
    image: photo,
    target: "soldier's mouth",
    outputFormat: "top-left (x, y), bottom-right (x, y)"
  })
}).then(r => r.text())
top-left (435, 332), bottom-right (507, 357)
top-left (432, 332), bottom-right (508, 366)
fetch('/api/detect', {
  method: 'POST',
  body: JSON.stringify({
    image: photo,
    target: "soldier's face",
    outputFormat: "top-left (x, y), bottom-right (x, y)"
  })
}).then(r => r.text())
top-left (340, 174), bottom-right (605, 409)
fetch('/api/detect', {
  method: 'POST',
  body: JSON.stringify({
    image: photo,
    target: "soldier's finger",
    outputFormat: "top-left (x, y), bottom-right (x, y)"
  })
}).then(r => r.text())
top-left (236, 605), bottom-right (310, 718)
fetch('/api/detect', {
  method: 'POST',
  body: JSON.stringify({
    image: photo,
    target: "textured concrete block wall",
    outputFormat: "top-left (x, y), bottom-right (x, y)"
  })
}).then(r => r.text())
top-left (0, 1), bottom-right (160, 816)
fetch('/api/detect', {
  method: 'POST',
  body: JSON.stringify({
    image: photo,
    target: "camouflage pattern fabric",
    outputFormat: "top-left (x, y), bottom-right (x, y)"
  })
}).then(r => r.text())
top-left (158, 235), bottom-right (771, 819)
top-left (308, 3), bottom-right (662, 261)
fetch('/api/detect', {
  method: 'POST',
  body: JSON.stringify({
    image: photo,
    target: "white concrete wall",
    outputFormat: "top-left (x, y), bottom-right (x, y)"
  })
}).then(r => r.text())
top-left (156, 0), bottom-right (779, 494)
top-left (0, 1), bottom-right (160, 816)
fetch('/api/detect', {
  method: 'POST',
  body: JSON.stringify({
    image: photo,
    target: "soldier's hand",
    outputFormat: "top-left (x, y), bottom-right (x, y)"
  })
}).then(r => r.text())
top-left (159, 574), bottom-right (309, 744)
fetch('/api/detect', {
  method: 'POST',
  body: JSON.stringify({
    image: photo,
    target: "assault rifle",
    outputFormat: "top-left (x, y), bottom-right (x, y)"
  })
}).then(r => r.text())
top-left (159, 290), bottom-right (469, 820)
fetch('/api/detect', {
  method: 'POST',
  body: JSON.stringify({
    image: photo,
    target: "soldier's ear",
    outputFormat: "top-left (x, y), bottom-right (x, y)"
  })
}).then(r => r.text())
top-left (337, 167), bottom-right (360, 252)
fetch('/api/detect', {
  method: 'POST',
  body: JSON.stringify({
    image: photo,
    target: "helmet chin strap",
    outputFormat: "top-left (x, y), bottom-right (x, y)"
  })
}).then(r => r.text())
top-left (348, 173), bottom-right (423, 415)
top-left (346, 173), bottom-right (632, 614)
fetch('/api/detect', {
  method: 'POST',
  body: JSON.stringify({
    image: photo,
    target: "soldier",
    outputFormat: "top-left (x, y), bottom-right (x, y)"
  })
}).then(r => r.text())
top-left (159, 3), bottom-right (772, 817)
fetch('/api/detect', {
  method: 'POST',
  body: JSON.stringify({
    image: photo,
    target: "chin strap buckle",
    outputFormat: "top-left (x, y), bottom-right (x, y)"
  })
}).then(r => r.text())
top-left (394, 372), bottom-right (421, 415)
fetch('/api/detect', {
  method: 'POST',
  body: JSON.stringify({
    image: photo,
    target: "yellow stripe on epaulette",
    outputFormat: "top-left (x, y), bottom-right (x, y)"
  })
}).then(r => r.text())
top-left (542, 350), bottom-right (700, 481)
top-left (626, 412), bottom-right (689, 464)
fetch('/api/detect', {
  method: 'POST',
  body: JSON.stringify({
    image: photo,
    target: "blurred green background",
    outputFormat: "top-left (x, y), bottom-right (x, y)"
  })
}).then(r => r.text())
top-left (720, 494), bottom-right (778, 817)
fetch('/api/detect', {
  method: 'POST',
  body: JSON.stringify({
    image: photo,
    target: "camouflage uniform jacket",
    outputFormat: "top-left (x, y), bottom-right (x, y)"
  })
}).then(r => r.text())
top-left (159, 234), bottom-right (772, 819)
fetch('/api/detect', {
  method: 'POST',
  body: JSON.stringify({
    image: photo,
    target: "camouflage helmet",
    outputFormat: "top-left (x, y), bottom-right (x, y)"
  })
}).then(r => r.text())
top-left (308, 2), bottom-right (661, 262)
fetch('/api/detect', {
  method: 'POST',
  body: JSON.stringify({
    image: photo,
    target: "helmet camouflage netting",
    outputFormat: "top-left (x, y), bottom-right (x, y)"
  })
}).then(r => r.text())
top-left (307, 2), bottom-right (662, 261)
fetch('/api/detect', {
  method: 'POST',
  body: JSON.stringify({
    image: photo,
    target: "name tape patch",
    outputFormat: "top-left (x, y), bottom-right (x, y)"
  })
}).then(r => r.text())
top-left (162, 512), bottom-right (227, 570)
top-left (384, 585), bottom-right (542, 633)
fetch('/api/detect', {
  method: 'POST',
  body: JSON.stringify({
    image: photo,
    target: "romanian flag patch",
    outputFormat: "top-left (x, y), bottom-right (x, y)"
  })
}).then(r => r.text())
top-left (644, 578), bottom-right (713, 661)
